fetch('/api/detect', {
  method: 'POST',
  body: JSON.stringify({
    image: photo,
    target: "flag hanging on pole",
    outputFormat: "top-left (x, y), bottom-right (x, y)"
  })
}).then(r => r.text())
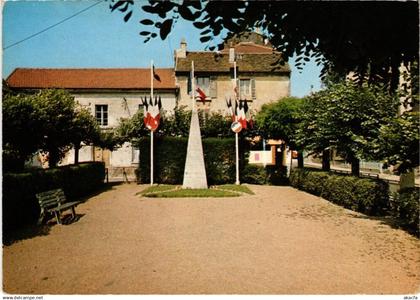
top-left (142, 95), bottom-right (161, 132)
top-left (152, 64), bottom-right (161, 82)
top-left (226, 99), bottom-right (253, 132)
top-left (237, 100), bottom-right (248, 130)
top-left (226, 98), bottom-right (235, 122)
top-left (196, 87), bottom-right (207, 103)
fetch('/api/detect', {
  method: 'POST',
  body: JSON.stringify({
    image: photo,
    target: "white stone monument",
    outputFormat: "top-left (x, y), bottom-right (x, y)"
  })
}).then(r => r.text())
top-left (182, 61), bottom-right (208, 189)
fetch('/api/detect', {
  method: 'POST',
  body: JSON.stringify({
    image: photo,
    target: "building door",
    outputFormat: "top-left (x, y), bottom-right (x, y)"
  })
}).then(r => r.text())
top-left (94, 147), bottom-right (111, 167)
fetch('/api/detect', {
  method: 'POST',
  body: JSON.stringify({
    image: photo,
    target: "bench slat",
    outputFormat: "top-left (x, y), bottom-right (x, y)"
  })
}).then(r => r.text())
top-left (36, 188), bottom-right (80, 225)
top-left (49, 201), bottom-right (80, 212)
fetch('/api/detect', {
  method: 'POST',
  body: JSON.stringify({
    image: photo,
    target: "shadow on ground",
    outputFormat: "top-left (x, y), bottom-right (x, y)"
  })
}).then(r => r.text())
top-left (350, 214), bottom-right (419, 239)
top-left (3, 225), bottom-right (51, 246)
top-left (2, 182), bottom-right (124, 246)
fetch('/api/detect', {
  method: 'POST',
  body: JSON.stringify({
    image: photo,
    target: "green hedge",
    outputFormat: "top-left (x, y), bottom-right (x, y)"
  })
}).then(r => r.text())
top-left (241, 164), bottom-right (288, 185)
top-left (3, 162), bottom-right (105, 231)
top-left (203, 138), bottom-right (236, 184)
top-left (135, 137), bottom-right (188, 184)
top-left (391, 188), bottom-right (419, 235)
top-left (289, 168), bottom-right (389, 216)
top-left (135, 137), bottom-right (236, 185)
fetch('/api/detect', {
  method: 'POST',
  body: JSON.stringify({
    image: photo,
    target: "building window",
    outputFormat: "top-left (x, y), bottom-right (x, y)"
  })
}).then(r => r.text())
top-left (95, 105), bottom-right (108, 126)
top-left (239, 78), bottom-right (256, 100)
top-left (239, 79), bottom-right (251, 98)
top-left (196, 76), bottom-right (211, 96)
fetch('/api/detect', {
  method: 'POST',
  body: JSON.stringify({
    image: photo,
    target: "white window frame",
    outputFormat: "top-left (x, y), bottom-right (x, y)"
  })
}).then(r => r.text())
top-left (239, 79), bottom-right (252, 99)
top-left (95, 104), bottom-right (108, 126)
top-left (196, 76), bottom-right (211, 97)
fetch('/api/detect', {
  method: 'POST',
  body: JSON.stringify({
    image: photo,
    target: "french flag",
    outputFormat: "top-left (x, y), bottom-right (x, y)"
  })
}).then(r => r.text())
top-left (196, 87), bottom-right (207, 103)
top-left (142, 96), bottom-right (162, 132)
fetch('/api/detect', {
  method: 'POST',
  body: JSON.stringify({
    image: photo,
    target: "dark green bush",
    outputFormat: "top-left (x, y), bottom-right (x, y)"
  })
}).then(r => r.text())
top-left (3, 162), bottom-right (105, 231)
top-left (136, 137), bottom-right (236, 185)
top-left (391, 188), bottom-right (419, 234)
top-left (241, 164), bottom-right (268, 184)
top-left (289, 168), bottom-right (389, 216)
top-left (135, 137), bottom-right (188, 184)
top-left (241, 164), bottom-right (288, 185)
top-left (203, 138), bottom-right (235, 185)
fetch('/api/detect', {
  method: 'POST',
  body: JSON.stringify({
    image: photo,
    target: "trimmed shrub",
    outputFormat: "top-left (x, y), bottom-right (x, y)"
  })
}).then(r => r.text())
top-left (241, 164), bottom-right (288, 185)
top-left (289, 168), bottom-right (389, 216)
top-left (391, 188), bottom-right (419, 234)
top-left (241, 164), bottom-right (268, 184)
top-left (135, 137), bottom-right (188, 184)
top-left (136, 137), bottom-right (236, 185)
top-left (203, 138), bottom-right (235, 185)
top-left (3, 162), bottom-right (105, 231)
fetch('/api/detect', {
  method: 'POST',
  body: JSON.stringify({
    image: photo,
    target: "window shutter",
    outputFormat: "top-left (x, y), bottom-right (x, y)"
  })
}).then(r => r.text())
top-left (187, 75), bottom-right (192, 94)
top-left (251, 78), bottom-right (256, 100)
top-left (210, 76), bottom-right (217, 98)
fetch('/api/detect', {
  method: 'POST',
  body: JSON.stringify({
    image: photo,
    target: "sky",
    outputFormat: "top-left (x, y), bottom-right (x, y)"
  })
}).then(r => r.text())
top-left (2, 0), bottom-right (322, 97)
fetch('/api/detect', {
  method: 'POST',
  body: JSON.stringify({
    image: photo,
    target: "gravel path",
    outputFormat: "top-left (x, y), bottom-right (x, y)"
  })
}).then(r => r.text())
top-left (3, 183), bottom-right (420, 294)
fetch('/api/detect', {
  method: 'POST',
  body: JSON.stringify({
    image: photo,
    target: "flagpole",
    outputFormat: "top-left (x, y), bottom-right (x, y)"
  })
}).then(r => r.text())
top-left (234, 61), bottom-right (240, 185)
top-left (150, 60), bottom-right (154, 186)
top-left (191, 61), bottom-right (195, 111)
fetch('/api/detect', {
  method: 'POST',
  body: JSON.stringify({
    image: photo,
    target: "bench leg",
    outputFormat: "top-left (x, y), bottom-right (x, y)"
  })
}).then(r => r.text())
top-left (71, 206), bottom-right (76, 220)
top-left (37, 214), bottom-right (45, 225)
top-left (54, 211), bottom-right (61, 225)
top-left (38, 209), bottom-right (46, 225)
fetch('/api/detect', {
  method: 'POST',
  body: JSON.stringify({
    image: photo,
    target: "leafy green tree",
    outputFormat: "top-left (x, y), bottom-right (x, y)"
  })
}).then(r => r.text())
top-left (3, 93), bottom-right (44, 171)
top-left (113, 110), bottom-right (148, 145)
top-left (111, 1), bottom-right (418, 88)
top-left (298, 81), bottom-right (399, 176)
top-left (256, 97), bottom-right (305, 167)
top-left (114, 105), bottom-right (234, 142)
top-left (199, 110), bottom-right (232, 138)
top-left (399, 60), bottom-right (419, 112)
top-left (159, 106), bottom-right (191, 137)
top-left (34, 89), bottom-right (77, 167)
top-left (378, 111), bottom-right (419, 175)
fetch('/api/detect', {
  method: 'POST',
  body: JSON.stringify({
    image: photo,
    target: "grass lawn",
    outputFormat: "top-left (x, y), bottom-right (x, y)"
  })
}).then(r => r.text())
top-left (216, 184), bottom-right (254, 195)
top-left (139, 184), bottom-right (254, 198)
top-left (136, 185), bottom-right (176, 195)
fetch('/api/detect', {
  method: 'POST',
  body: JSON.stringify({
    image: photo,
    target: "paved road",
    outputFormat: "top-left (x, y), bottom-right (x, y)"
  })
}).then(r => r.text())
top-left (3, 183), bottom-right (420, 294)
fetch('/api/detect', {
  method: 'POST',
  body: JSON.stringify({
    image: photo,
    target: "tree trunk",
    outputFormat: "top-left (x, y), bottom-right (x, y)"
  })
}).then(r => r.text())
top-left (297, 151), bottom-right (304, 168)
top-left (399, 170), bottom-right (415, 190)
top-left (74, 144), bottom-right (80, 165)
top-left (48, 149), bottom-right (60, 168)
top-left (322, 149), bottom-right (330, 171)
top-left (350, 156), bottom-right (360, 177)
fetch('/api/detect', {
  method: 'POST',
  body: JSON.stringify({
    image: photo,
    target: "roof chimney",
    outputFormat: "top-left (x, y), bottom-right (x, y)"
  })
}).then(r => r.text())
top-left (229, 47), bottom-right (235, 63)
top-left (176, 38), bottom-right (187, 59)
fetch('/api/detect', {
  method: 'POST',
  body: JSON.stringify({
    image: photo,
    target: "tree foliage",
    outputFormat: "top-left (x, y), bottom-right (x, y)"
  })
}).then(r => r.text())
top-left (33, 89), bottom-right (77, 167)
top-left (297, 81), bottom-right (399, 175)
top-left (110, 0), bottom-right (418, 85)
top-left (378, 111), bottom-right (420, 174)
top-left (114, 105), bottom-right (236, 143)
top-left (3, 93), bottom-right (45, 171)
top-left (3, 89), bottom-right (101, 170)
top-left (255, 96), bottom-right (305, 149)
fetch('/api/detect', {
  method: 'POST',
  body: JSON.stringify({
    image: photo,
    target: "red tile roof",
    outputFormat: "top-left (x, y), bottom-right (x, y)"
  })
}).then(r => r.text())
top-left (6, 68), bottom-right (176, 90)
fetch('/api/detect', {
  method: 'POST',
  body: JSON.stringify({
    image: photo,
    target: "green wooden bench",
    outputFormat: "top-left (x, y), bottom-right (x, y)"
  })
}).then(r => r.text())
top-left (36, 189), bottom-right (81, 225)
